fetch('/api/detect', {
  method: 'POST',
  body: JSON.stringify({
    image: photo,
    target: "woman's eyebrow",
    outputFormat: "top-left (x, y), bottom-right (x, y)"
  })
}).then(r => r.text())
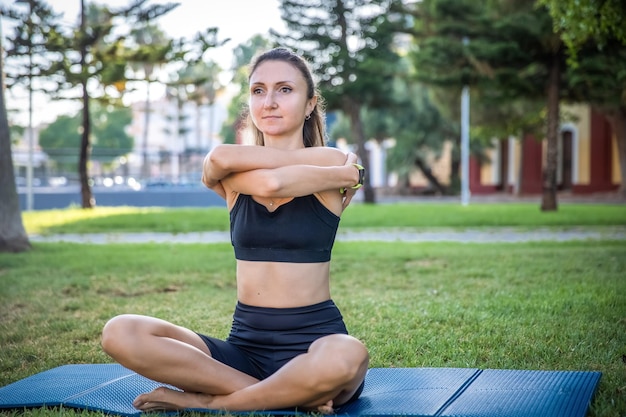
top-left (251, 79), bottom-right (297, 86)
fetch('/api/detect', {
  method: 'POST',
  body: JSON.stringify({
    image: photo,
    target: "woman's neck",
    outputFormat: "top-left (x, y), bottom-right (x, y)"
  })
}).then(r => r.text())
top-left (263, 135), bottom-right (304, 150)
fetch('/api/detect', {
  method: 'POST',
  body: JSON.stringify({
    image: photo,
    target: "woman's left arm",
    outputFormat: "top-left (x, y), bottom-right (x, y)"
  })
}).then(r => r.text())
top-left (221, 160), bottom-right (362, 199)
top-left (202, 144), bottom-right (350, 188)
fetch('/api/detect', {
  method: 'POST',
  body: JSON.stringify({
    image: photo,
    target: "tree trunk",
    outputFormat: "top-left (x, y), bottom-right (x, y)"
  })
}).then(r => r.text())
top-left (449, 136), bottom-right (460, 193)
top-left (415, 157), bottom-right (447, 194)
top-left (0, 34), bottom-right (31, 253)
top-left (78, 0), bottom-right (94, 209)
top-left (602, 106), bottom-right (626, 197)
top-left (514, 131), bottom-right (526, 195)
top-left (79, 81), bottom-right (94, 208)
top-left (541, 53), bottom-right (560, 211)
top-left (141, 81), bottom-right (151, 179)
top-left (345, 100), bottom-right (376, 203)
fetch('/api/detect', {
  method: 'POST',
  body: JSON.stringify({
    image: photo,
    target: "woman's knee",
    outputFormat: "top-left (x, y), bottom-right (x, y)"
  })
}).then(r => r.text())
top-left (101, 314), bottom-right (143, 358)
top-left (310, 334), bottom-right (369, 382)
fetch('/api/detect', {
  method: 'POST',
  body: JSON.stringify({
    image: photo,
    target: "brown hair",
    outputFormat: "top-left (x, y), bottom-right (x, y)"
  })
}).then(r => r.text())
top-left (242, 47), bottom-right (326, 147)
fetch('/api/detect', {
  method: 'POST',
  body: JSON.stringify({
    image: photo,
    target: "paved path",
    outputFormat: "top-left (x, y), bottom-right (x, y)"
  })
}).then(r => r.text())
top-left (29, 227), bottom-right (626, 244)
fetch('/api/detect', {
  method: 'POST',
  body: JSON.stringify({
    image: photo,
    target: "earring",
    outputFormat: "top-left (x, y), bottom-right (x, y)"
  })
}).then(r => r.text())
top-left (305, 114), bottom-right (311, 120)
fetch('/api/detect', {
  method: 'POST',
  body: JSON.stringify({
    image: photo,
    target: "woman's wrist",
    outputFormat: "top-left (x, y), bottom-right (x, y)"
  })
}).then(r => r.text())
top-left (340, 164), bottom-right (365, 193)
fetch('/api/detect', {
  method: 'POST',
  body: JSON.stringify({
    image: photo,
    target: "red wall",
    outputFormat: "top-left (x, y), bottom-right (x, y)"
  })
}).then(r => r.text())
top-left (469, 110), bottom-right (619, 195)
top-left (573, 110), bottom-right (618, 193)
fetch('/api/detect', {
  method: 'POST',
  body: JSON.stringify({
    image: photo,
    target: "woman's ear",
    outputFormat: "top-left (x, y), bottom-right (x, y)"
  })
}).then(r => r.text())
top-left (307, 95), bottom-right (318, 116)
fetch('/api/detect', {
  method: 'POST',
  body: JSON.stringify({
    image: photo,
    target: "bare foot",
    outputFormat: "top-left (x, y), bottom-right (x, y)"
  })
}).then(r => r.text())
top-left (316, 400), bottom-right (335, 414)
top-left (301, 399), bottom-right (334, 415)
top-left (133, 387), bottom-right (214, 411)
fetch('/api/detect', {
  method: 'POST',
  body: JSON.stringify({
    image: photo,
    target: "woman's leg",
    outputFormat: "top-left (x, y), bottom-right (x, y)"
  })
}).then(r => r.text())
top-left (101, 314), bottom-right (259, 396)
top-left (132, 333), bottom-right (369, 413)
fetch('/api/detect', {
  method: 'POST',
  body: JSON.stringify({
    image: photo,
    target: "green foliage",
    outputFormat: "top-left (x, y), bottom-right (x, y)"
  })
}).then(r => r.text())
top-left (90, 104), bottom-right (133, 161)
top-left (38, 115), bottom-right (81, 168)
top-left (273, 0), bottom-right (401, 112)
top-left (42, 2), bottom-right (177, 100)
top-left (38, 105), bottom-right (133, 167)
top-left (383, 81), bottom-right (451, 185)
top-left (538, 0), bottom-right (626, 60)
top-left (1, 0), bottom-right (62, 92)
top-left (566, 38), bottom-right (626, 110)
top-left (9, 124), bottom-right (25, 145)
top-left (408, 0), bottom-right (564, 124)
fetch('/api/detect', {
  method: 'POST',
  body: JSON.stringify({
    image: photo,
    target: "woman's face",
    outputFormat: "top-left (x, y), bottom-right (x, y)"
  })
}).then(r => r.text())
top-left (249, 60), bottom-right (316, 143)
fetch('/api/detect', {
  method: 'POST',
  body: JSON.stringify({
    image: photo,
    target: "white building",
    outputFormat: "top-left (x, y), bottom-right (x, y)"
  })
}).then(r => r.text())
top-left (127, 94), bottom-right (228, 183)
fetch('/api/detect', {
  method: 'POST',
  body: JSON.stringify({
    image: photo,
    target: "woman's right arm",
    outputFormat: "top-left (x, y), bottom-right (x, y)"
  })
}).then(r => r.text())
top-left (201, 144), bottom-right (351, 194)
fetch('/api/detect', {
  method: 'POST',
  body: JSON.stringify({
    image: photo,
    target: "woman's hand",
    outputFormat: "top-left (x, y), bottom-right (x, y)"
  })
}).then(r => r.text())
top-left (341, 152), bottom-right (360, 210)
top-left (201, 152), bottom-right (227, 199)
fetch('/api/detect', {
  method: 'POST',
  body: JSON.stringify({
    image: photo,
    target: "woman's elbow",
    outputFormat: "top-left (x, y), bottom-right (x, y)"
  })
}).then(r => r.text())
top-left (255, 171), bottom-right (283, 197)
top-left (204, 146), bottom-right (232, 174)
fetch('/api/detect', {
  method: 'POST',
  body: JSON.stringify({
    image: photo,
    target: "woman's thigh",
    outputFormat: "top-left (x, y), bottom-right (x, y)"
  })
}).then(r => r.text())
top-left (102, 314), bottom-right (211, 356)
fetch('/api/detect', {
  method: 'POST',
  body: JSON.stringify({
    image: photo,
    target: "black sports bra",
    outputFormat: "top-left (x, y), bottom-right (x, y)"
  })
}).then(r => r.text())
top-left (230, 194), bottom-right (340, 263)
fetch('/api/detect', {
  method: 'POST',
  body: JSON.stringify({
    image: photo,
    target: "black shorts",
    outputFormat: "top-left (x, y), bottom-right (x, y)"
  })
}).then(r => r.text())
top-left (197, 300), bottom-right (364, 403)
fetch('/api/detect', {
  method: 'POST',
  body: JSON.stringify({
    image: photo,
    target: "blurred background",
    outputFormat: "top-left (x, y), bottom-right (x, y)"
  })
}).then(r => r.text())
top-left (2, 0), bottom-right (625, 210)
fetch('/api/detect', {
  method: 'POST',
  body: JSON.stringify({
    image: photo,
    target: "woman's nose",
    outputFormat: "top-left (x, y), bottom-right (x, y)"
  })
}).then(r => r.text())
top-left (264, 92), bottom-right (277, 108)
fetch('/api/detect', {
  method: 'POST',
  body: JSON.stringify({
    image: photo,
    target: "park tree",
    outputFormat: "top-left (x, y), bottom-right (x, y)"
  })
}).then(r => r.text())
top-left (330, 56), bottom-right (454, 194)
top-left (127, 24), bottom-right (226, 179)
top-left (375, 82), bottom-right (453, 194)
top-left (2, 0), bottom-right (61, 211)
top-left (90, 104), bottom-right (133, 165)
top-left (565, 39), bottom-right (626, 196)
top-left (405, 0), bottom-right (567, 210)
top-left (537, 0), bottom-right (626, 62)
top-left (0, 0), bottom-right (57, 251)
top-left (38, 104), bottom-right (133, 171)
top-left (127, 23), bottom-right (175, 179)
top-left (537, 0), bottom-right (626, 195)
top-left (0, 25), bottom-right (31, 252)
top-left (272, 0), bottom-right (403, 203)
top-left (42, 0), bottom-right (178, 208)
top-left (183, 59), bottom-right (224, 153)
top-left (38, 114), bottom-right (81, 171)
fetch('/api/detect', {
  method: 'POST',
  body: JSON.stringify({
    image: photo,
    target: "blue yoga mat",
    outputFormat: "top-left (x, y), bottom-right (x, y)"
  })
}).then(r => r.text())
top-left (0, 364), bottom-right (601, 417)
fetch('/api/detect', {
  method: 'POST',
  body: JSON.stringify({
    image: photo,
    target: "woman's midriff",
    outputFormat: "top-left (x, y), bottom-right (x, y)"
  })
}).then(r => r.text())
top-left (235, 260), bottom-right (332, 308)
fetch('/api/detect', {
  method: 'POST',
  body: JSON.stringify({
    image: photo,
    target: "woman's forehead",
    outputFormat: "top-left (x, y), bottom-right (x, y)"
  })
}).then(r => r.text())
top-left (250, 60), bottom-right (303, 85)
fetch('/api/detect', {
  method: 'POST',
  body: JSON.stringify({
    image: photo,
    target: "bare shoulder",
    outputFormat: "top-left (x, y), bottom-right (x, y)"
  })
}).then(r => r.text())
top-left (320, 146), bottom-right (348, 159)
top-left (299, 146), bottom-right (348, 166)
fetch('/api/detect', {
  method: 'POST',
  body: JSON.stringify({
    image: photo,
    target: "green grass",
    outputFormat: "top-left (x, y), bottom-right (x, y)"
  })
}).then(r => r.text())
top-left (3, 203), bottom-right (626, 417)
top-left (22, 202), bottom-right (626, 235)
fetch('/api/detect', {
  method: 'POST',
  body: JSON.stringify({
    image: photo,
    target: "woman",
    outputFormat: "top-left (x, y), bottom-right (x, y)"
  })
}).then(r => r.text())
top-left (101, 47), bottom-right (369, 414)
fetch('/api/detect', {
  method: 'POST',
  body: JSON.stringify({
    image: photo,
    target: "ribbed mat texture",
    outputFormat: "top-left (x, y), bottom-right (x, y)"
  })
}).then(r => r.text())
top-left (0, 364), bottom-right (601, 417)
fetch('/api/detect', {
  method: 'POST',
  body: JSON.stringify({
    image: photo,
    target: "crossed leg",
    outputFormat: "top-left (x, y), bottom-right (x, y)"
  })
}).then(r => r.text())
top-left (101, 314), bottom-right (369, 413)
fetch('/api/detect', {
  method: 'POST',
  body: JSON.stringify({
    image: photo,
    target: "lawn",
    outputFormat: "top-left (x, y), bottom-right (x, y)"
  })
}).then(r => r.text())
top-left (2, 202), bottom-right (625, 417)
top-left (21, 202), bottom-right (626, 235)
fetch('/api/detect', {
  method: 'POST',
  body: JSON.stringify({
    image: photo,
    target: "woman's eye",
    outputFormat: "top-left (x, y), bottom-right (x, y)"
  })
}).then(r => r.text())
top-left (252, 88), bottom-right (264, 95)
top-left (280, 86), bottom-right (292, 93)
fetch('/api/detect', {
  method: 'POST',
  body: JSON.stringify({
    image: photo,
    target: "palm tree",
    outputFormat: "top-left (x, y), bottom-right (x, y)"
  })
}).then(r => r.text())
top-left (184, 59), bottom-right (224, 153)
top-left (128, 23), bottom-right (175, 179)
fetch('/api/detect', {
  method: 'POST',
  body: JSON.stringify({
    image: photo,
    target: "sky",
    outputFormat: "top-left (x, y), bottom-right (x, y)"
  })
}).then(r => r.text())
top-left (52, 0), bottom-right (286, 69)
top-left (2, 0), bottom-right (287, 125)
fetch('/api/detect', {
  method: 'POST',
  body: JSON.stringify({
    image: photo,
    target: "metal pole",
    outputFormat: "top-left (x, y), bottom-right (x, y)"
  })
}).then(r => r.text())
top-left (461, 37), bottom-right (470, 206)
top-left (27, 89), bottom-right (34, 211)
top-left (25, 1), bottom-right (34, 211)
top-left (461, 85), bottom-right (470, 206)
